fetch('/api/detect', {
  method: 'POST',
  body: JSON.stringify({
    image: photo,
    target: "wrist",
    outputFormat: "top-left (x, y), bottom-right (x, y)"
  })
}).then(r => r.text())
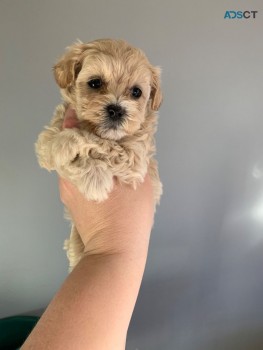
top-left (82, 224), bottom-right (152, 259)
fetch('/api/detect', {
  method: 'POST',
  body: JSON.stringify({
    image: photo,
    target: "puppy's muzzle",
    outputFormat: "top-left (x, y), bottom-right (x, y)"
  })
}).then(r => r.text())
top-left (106, 104), bottom-right (126, 121)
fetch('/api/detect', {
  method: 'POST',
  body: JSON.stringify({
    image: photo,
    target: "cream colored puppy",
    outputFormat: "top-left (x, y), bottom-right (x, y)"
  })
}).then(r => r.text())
top-left (36, 39), bottom-right (162, 270)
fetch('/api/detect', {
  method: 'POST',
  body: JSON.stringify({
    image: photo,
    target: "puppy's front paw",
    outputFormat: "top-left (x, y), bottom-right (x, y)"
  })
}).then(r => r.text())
top-left (75, 159), bottom-right (113, 202)
top-left (36, 127), bottom-right (60, 171)
top-left (51, 129), bottom-right (83, 169)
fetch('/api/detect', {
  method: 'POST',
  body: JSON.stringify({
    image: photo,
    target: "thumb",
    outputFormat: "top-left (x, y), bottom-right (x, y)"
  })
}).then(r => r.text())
top-left (63, 106), bottom-right (79, 129)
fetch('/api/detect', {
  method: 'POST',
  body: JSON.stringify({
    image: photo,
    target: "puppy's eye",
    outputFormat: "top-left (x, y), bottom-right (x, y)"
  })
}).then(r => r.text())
top-left (88, 78), bottom-right (102, 89)
top-left (131, 86), bottom-right (142, 99)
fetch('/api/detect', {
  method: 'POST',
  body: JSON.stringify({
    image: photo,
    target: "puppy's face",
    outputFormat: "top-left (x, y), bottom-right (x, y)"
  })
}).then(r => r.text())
top-left (54, 40), bottom-right (162, 140)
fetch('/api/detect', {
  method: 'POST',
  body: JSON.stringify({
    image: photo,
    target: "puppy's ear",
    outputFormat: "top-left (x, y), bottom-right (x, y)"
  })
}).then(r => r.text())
top-left (150, 66), bottom-right (163, 111)
top-left (53, 42), bottom-right (89, 88)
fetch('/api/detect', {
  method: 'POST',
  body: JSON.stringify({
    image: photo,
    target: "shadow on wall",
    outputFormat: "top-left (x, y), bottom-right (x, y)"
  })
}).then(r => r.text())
top-left (127, 272), bottom-right (263, 350)
top-left (128, 272), bottom-right (191, 335)
top-left (197, 329), bottom-right (263, 350)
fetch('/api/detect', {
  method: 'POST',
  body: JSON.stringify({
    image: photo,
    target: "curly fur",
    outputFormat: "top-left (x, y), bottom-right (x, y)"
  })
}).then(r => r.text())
top-left (36, 39), bottom-right (162, 271)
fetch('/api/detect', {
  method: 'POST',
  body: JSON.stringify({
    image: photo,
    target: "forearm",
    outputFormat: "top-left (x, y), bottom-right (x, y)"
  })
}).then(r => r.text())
top-left (22, 174), bottom-right (154, 349)
top-left (21, 245), bottom-right (149, 350)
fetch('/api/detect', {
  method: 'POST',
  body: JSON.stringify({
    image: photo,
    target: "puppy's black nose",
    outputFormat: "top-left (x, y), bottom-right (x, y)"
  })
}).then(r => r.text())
top-left (106, 104), bottom-right (125, 120)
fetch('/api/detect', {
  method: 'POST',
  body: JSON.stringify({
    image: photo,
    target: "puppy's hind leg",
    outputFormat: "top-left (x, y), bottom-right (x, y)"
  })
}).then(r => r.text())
top-left (64, 224), bottom-right (85, 271)
top-left (63, 161), bottom-right (114, 271)
top-left (149, 158), bottom-right (163, 206)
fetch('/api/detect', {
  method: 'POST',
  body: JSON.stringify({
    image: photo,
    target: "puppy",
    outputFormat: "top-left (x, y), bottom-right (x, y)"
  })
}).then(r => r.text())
top-left (36, 39), bottom-right (162, 271)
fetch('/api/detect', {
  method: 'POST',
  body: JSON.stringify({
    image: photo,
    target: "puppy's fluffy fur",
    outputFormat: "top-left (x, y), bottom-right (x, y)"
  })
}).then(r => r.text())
top-left (36, 39), bottom-right (162, 270)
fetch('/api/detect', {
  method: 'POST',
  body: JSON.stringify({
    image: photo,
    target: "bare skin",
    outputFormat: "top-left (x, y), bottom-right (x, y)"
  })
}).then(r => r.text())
top-left (21, 108), bottom-right (155, 350)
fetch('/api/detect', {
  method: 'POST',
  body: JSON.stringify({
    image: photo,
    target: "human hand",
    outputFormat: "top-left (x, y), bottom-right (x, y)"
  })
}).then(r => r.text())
top-left (60, 106), bottom-right (155, 256)
top-left (59, 174), bottom-right (154, 256)
top-left (62, 105), bottom-right (79, 128)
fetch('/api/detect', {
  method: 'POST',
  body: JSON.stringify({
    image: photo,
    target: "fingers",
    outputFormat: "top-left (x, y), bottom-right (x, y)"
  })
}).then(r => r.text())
top-left (63, 106), bottom-right (79, 129)
top-left (59, 177), bottom-right (78, 205)
top-left (59, 177), bottom-right (71, 204)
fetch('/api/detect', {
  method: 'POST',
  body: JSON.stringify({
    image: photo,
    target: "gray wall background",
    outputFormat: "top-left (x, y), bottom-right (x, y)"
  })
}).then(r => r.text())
top-left (1, 1), bottom-right (263, 349)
